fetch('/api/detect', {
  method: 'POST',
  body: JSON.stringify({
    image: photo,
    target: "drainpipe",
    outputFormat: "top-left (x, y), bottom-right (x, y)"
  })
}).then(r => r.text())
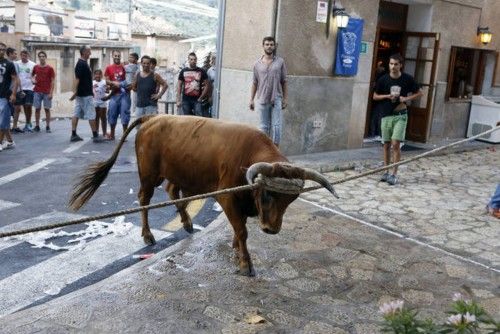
top-left (272, 0), bottom-right (280, 42)
top-left (212, 0), bottom-right (226, 119)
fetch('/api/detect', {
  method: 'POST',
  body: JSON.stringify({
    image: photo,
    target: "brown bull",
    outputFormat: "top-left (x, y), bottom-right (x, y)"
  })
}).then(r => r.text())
top-left (69, 115), bottom-right (337, 276)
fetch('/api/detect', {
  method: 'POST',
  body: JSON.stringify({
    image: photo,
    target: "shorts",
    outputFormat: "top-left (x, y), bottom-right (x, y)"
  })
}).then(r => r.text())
top-left (0, 98), bottom-right (11, 130)
top-left (95, 101), bottom-right (107, 109)
top-left (14, 90), bottom-right (34, 106)
top-left (33, 92), bottom-right (52, 109)
top-left (73, 96), bottom-right (96, 120)
top-left (108, 93), bottom-right (131, 125)
top-left (381, 113), bottom-right (408, 142)
top-left (136, 105), bottom-right (158, 117)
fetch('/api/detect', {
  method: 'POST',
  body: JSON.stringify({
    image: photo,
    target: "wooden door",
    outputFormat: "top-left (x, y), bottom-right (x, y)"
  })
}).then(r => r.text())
top-left (402, 32), bottom-right (439, 142)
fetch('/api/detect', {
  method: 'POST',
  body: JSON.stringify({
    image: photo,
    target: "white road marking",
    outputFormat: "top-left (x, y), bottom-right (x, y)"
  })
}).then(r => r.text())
top-left (62, 139), bottom-right (89, 154)
top-left (0, 199), bottom-right (20, 212)
top-left (0, 159), bottom-right (56, 187)
top-left (0, 213), bottom-right (172, 316)
top-left (300, 198), bottom-right (500, 274)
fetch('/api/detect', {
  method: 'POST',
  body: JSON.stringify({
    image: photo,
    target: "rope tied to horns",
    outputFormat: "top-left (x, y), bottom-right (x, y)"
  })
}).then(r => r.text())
top-left (253, 174), bottom-right (305, 194)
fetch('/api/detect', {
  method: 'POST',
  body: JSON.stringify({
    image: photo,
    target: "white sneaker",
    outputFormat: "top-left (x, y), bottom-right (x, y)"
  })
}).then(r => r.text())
top-left (2, 141), bottom-right (15, 150)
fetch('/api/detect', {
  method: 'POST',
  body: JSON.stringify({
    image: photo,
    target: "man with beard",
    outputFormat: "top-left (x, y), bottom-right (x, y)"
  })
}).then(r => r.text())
top-left (105, 50), bottom-right (130, 140)
top-left (176, 52), bottom-right (210, 117)
top-left (249, 36), bottom-right (288, 147)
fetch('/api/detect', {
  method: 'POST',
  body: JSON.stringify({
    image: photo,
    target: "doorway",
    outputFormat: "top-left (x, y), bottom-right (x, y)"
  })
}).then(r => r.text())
top-left (365, 1), bottom-right (439, 143)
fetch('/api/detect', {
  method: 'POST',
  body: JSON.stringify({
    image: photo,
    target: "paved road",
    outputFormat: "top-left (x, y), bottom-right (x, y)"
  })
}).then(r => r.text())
top-left (0, 118), bottom-right (221, 316)
top-left (302, 147), bottom-right (500, 271)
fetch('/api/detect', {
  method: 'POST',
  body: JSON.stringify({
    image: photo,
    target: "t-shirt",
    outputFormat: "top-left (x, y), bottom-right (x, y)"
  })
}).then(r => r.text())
top-left (75, 58), bottom-right (93, 97)
top-left (178, 67), bottom-right (208, 100)
top-left (105, 63), bottom-right (126, 95)
top-left (374, 72), bottom-right (420, 118)
top-left (0, 58), bottom-right (16, 98)
top-left (33, 64), bottom-right (55, 94)
top-left (124, 63), bottom-right (139, 85)
top-left (15, 60), bottom-right (35, 91)
top-left (93, 79), bottom-right (107, 103)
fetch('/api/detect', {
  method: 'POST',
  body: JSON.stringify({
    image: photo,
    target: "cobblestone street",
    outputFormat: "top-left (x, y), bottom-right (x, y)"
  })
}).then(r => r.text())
top-left (302, 147), bottom-right (500, 270)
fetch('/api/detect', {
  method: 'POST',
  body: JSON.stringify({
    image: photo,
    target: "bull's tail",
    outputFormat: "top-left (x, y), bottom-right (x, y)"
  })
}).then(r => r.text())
top-left (68, 115), bottom-right (158, 210)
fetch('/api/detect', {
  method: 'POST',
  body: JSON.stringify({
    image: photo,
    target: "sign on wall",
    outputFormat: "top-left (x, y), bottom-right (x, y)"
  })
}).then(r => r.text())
top-left (334, 18), bottom-right (364, 76)
top-left (316, 1), bottom-right (328, 23)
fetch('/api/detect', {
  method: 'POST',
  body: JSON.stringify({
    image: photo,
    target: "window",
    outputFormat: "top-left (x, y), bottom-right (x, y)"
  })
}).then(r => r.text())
top-left (446, 46), bottom-right (491, 100)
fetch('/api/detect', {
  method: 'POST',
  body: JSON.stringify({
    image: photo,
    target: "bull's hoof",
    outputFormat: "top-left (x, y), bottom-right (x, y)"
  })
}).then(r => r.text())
top-left (183, 221), bottom-right (194, 234)
top-left (143, 234), bottom-right (156, 245)
top-left (238, 263), bottom-right (255, 277)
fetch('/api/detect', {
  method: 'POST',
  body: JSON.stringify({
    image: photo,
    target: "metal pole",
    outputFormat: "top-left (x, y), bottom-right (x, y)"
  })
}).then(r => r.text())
top-left (212, 0), bottom-right (226, 119)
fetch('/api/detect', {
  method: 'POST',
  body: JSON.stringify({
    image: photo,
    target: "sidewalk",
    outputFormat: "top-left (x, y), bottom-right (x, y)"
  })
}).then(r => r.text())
top-left (0, 145), bottom-right (498, 332)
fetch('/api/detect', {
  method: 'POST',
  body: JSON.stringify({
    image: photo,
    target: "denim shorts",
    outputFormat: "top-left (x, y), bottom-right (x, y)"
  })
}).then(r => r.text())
top-left (0, 98), bottom-right (11, 130)
top-left (95, 101), bottom-right (107, 109)
top-left (33, 92), bottom-right (52, 109)
top-left (14, 90), bottom-right (34, 106)
top-left (73, 96), bottom-right (96, 120)
top-left (136, 105), bottom-right (158, 117)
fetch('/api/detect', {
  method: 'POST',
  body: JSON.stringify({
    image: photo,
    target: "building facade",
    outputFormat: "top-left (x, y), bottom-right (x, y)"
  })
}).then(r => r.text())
top-left (0, 0), bottom-right (134, 112)
top-left (219, 0), bottom-right (500, 155)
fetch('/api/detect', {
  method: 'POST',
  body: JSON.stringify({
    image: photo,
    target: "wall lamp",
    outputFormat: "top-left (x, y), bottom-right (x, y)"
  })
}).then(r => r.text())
top-left (477, 27), bottom-right (492, 45)
top-left (326, 0), bottom-right (350, 38)
top-left (333, 7), bottom-right (349, 29)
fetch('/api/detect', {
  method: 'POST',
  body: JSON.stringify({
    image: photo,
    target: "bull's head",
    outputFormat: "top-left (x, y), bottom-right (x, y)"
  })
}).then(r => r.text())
top-left (246, 162), bottom-right (338, 234)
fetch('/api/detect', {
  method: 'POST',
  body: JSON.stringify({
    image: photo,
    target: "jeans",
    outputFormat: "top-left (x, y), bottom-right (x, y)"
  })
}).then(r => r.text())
top-left (0, 98), bottom-right (10, 130)
top-left (181, 99), bottom-right (203, 117)
top-left (256, 97), bottom-right (282, 145)
top-left (108, 93), bottom-right (131, 125)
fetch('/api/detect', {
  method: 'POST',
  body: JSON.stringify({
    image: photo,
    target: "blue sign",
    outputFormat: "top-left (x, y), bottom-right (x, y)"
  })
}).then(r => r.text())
top-left (334, 18), bottom-right (364, 76)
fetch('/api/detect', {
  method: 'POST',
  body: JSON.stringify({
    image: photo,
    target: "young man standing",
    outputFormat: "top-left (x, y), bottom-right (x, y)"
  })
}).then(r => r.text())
top-left (131, 55), bottom-right (168, 116)
top-left (0, 42), bottom-right (18, 151)
top-left (373, 53), bottom-right (422, 185)
top-left (249, 36), bottom-right (288, 147)
top-left (176, 52), bottom-right (210, 117)
top-left (105, 50), bottom-right (130, 140)
top-left (32, 51), bottom-right (55, 133)
top-left (6, 47), bottom-right (19, 134)
top-left (69, 45), bottom-right (101, 143)
top-left (14, 49), bottom-right (35, 132)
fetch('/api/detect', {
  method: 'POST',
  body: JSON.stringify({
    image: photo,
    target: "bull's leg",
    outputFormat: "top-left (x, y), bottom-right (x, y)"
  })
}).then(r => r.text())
top-left (218, 196), bottom-right (254, 276)
top-left (166, 182), bottom-right (193, 233)
top-left (138, 184), bottom-right (156, 245)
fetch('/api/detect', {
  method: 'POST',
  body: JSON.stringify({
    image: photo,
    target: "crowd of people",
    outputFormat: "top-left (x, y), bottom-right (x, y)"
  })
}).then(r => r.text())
top-left (0, 42), bottom-right (218, 147)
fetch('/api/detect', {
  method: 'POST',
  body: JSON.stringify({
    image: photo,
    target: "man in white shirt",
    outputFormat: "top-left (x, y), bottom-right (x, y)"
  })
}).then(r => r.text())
top-left (13, 50), bottom-right (35, 133)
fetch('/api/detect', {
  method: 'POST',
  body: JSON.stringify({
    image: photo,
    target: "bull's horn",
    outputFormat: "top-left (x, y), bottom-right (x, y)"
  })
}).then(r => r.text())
top-left (303, 168), bottom-right (339, 198)
top-left (246, 162), bottom-right (274, 184)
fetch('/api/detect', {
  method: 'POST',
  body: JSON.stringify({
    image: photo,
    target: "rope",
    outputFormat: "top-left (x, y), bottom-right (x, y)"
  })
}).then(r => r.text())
top-left (0, 183), bottom-right (258, 238)
top-left (1, 125), bottom-right (498, 238)
top-left (301, 125), bottom-right (500, 193)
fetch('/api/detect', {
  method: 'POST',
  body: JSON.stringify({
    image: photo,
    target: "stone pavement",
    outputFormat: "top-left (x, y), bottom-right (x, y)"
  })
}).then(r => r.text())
top-left (0, 148), bottom-right (498, 333)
